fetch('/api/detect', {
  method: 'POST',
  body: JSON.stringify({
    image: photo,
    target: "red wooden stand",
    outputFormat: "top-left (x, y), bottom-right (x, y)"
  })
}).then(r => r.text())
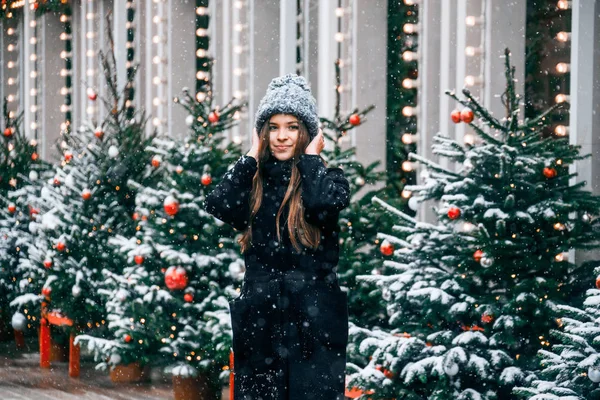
top-left (40, 303), bottom-right (80, 377)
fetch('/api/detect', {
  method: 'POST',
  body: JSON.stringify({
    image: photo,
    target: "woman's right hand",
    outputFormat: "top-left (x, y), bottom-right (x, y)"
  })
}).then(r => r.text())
top-left (246, 128), bottom-right (260, 160)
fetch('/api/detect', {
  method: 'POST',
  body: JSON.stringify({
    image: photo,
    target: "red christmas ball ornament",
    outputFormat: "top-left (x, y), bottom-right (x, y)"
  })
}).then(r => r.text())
top-left (53, 177), bottom-right (61, 186)
top-left (132, 212), bottom-right (140, 221)
top-left (349, 114), bottom-right (361, 126)
top-left (42, 287), bottom-right (51, 297)
top-left (33, 2), bottom-right (39, 10)
top-left (184, 293), bottom-right (194, 303)
top-left (7, 203), bottom-right (16, 214)
top-left (473, 249), bottom-right (484, 263)
top-left (447, 207), bottom-right (461, 220)
top-left (64, 151), bottom-right (73, 162)
top-left (124, 334), bottom-right (132, 343)
top-left (87, 88), bottom-right (97, 101)
top-left (460, 108), bottom-right (474, 123)
top-left (481, 313), bottom-right (494, 324)
top-left (94, 129), bottom-right (104, 139)
top-left (134, 255), bottom-right (144, 265)
top-left (56, 241), bottom-right (66, 252)
top-left (208, 111), bottom-right (220, 124)
top-left (380, 240), bottom-right (394, 256)
top-left (4, 127), bottom-right (13, 137)
top-left (43, 259), bottom-right (53, 269)
top-left (165, 266), bottom-right (188, 290)
top-left (81, 189), bottom-right (92, 201)
top-left (31, 152), bottom-right (39, 161)
top-left (29, 206), bottom-right (39, 218)
top-left (543, 167), bottom-right (557, 179)
top-left (201, 174), bottom-right (212, 186)
top-left (375, 365), bottom-right (394, 379)
top-left (450, 109), bottom-right (462, 124)
top-left (151, 155), bottom-right (162, 168)
top-left (164, 196), bottom-right (179, 216)
top-left (596, 277), bottom-right (600, 290)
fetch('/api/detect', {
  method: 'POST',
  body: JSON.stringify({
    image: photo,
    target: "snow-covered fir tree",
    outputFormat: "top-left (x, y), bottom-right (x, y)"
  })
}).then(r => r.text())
top-left (0, 99), bottom-right (50, 335)
top-left (513, 265), bottom-right (600, 399)
top-left (345, 49), bottom-right (600, 399)
top-left (318, 59), bottom-right (400, 330)
top-left (18, 37), bottom-right (157, 338)
top-left (76, 72), bottom-right (246, 392)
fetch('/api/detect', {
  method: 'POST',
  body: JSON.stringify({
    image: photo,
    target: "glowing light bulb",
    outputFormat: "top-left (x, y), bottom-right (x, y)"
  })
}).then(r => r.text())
top-left (557, 0), bottom-right (571, 10)
top-left (402, 51), bottom-right (418, 62)
top-left (403, 24), bottom-right (419, 34)
top-left (465, 16), bottom-right (484, 26)
top-left (556, 31), bottom-right (571, 42)
top-left (465, 46), bottom-right (483, 56)
top-left (556, 63), bottom-right (570, 74)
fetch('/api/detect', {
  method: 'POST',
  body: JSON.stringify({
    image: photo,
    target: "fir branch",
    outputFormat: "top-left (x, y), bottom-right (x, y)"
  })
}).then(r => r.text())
top-left (408, 152), bottom-right (462, 178)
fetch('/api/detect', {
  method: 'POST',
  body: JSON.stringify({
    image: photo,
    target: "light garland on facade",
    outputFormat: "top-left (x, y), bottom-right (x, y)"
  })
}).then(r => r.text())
top-left (125, 0), bottom-right (136, 119)
top-left (59, 7), bottom-right (73, 134)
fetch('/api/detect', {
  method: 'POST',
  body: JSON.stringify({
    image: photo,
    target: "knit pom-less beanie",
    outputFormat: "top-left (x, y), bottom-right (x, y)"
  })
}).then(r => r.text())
top-left (254, 74), bottom-right (319, 140)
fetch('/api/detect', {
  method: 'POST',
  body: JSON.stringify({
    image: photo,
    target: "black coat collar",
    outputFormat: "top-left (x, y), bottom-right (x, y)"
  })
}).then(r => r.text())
top-left (262, 152), bottom-right (294, 185)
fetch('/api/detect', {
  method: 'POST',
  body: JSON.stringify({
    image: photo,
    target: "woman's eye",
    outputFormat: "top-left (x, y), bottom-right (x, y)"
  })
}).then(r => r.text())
top-left (289, 125), bottom-right (298, 130)
top-left (269, 126), bottom-right (277, 130)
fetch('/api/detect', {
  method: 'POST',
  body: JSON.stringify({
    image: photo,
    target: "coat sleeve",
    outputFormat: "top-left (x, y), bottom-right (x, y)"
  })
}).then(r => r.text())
top-left (296, 154), bottom-right (351, 229)
top-left (203, 155), bottom-right (257, 231)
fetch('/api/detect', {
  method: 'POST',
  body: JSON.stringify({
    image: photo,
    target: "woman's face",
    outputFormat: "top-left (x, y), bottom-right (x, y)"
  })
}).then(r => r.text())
top-left (268, 114), bottom-right (300, 161)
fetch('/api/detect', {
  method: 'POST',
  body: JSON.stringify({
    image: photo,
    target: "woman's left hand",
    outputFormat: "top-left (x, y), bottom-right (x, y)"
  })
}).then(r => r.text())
top-left (305, 128), bottom-right (325, 155)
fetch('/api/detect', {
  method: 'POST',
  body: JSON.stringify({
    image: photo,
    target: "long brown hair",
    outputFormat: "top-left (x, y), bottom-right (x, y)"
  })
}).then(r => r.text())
top-left (238, 116), bottom-right (322, 254)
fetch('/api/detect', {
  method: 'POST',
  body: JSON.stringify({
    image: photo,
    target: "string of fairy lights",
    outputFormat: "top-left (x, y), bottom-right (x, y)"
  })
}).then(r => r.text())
top-left (399, 0), bottom-right (419, 177)
top-left (59, 7), bottom-right (73, 134)
top-left (125, 0), bottom-right (136, 119)
top-left (195, 0), bottom-right (210, 102)
top-left (4, 13), bottom-right (19, 120)
top-left (554, 0), bottom-right (571, 137)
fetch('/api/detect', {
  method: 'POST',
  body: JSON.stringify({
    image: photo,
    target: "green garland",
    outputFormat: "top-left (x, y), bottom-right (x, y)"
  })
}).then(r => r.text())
top-left (386, 1), bottom-right (418, 207)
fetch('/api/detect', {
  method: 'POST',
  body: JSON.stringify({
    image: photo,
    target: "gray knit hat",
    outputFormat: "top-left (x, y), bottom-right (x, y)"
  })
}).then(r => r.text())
top-left (254, 74), bottom-right (319, 140)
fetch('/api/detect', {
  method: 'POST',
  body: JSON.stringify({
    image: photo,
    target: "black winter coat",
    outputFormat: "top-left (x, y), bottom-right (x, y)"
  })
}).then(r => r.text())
top-left (204, 152), bottom-right (351, 400)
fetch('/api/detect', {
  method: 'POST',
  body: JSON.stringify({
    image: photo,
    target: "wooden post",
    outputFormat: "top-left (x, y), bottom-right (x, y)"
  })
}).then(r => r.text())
top-left (69, 332), bottom-right (80, 378)
top-left (229, 349), bottom-right (234, 400)
top-left (39, 318), bottom-right (50, 368)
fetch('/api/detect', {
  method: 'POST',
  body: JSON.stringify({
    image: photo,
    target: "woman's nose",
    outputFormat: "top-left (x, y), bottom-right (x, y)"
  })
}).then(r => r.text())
top-left (277, 129), bottom-right (288, 139)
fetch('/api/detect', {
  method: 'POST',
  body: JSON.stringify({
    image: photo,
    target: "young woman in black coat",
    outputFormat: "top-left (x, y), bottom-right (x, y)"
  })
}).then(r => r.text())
top-left (204, 74), bottom-right (350, 400)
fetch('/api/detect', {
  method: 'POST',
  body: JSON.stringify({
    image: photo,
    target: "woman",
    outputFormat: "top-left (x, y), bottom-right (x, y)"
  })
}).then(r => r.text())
top-left (204, 74), bottom-right (350, 400)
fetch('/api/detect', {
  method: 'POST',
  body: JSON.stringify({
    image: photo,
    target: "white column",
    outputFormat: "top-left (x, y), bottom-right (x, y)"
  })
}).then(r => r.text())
top-left (570, 0), bottom-right (600, 264)
top-left (439, 1), bottom-right (457, 168)
top-left (23, 3), bottom-right (33, 139)
top-left (280, 0), bottom-right (297, 75)
top-left (113, 0), bottom-right (128, 93)
top-left (483, 0), bottom-right (525, 120)
top-left (570, 0), bottom-right (600, 192)
top-left (417, 0), bottom-right (442, 223)
top-left (318, 0), bottom-right (336, 123)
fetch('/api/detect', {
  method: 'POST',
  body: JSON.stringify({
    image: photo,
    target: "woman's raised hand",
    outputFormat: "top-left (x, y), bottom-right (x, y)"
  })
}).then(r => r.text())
top-left (246, 128), bottom-right (260, 160)
top-left (304, 128), bottom-right (324, 156)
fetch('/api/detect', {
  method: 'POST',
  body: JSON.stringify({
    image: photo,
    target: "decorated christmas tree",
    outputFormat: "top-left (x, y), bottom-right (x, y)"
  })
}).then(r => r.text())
top-left (320, 60), bottom-right (400, 330)
top-left (76, 63), bottom-right (246, 392)
top-left (0, 98), bottom-right (50, 339)
top-left (514, 264), bottom-right (600, 398)
top-left (13, 30), bottom-right (157, 341)
top-left (345, 49), bottom-right (600, 399)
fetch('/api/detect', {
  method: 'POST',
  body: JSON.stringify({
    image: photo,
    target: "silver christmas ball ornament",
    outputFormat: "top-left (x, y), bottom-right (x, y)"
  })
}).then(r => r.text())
top-left (589, 367), bottom-right (600, 383)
